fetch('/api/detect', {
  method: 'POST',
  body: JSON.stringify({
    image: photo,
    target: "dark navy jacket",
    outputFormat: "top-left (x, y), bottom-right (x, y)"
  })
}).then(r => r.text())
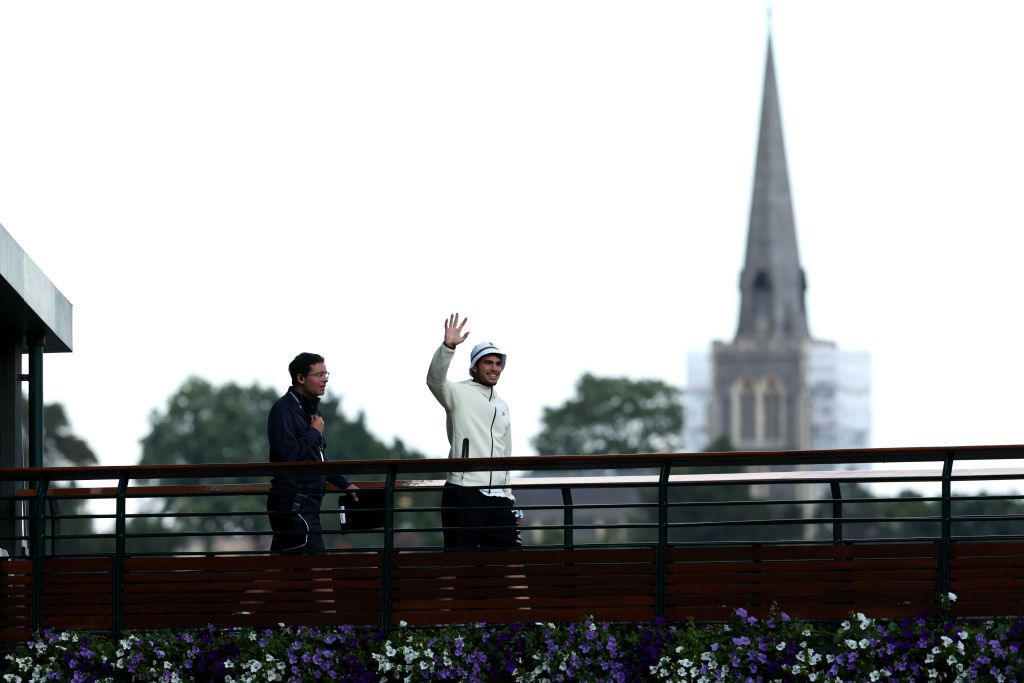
top-left (268, 387), bottom-right (351, 498)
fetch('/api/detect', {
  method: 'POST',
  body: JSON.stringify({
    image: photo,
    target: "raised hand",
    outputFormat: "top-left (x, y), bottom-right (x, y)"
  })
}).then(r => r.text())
top-left (443, 313), bottom-right (470, 349)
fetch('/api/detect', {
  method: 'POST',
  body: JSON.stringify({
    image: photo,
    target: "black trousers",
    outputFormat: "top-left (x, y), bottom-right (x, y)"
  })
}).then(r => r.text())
top-left (441, 483), bottom-right (521, 550)
top-left (266, 490), bottom-right (325, 554)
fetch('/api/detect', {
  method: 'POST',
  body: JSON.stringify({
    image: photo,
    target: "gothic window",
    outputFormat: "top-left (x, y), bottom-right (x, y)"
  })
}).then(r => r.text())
top-left (735, 379), bottom-right (756, 443)
top-left (752, 270), bottom-right (772, 334)
top-left (762, 377), bottom-right (783, 443)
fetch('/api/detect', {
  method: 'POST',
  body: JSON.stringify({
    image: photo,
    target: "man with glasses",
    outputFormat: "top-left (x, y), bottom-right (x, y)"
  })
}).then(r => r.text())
top-left (266, 352), bottom-right (359, 553)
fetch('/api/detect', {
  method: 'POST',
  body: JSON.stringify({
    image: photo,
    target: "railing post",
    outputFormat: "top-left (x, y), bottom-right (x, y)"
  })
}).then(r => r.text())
top-left (31, 476), bottom-right (49, 633)
top-left (561, 487), bottom-right (574, 550)
top-left (27, 337), bottom-right (44, 470)
top-left (27, 337), bottom-right (44, 563)
top-left (112, 475), bottom-right (129, 637)
top-left (939, 452), bottom-right (954, 600)
top-left (380, 465), bottom-right (396, 633)
top-left (656, 461), bottom-right (669, 620)
top-left (830, 482), bottom-right (843, 543)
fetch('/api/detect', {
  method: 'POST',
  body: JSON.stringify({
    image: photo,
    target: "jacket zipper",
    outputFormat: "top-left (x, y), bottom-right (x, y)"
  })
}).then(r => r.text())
top-left (488, 401), bottom-right (497, 490)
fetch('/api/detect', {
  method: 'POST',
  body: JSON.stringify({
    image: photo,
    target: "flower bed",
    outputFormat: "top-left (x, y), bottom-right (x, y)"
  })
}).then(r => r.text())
top-left (4, 597), bottom-right (1023, 682)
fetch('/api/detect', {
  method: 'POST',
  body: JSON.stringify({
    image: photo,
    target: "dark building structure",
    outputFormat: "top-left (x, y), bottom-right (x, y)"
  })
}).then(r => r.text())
top-left (1, 222), bottom-right (73, 556)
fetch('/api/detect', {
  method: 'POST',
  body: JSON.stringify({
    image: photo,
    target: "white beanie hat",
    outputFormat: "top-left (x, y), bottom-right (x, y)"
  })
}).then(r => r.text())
top-left (469, 341), bottom-right (506, 370)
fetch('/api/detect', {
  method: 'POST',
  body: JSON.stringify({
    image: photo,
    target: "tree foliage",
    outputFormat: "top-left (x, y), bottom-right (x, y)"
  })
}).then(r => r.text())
top-left (18, 398), bottom-right (99, 468)
top-left (17, 398), bottom-right (100, 554)
top-left (532, 373), bottom-right (684, 456)
top-left (43, 402), bottom-right (99, 468)
top-left (139, 376), bottom-right (423, 469)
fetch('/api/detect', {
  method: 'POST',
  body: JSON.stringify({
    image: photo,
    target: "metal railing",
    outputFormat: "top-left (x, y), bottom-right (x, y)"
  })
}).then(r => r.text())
top-left (3, 445), bottom-right (1024, 633)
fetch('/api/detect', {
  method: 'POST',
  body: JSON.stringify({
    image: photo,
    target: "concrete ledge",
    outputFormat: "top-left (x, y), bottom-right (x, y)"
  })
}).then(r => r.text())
top-left (0, 222), bottom-right (73, 352)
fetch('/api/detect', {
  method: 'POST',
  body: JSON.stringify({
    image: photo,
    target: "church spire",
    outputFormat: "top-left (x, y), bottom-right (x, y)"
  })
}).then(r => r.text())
top-left (734, 37), bottom-right (809, 342)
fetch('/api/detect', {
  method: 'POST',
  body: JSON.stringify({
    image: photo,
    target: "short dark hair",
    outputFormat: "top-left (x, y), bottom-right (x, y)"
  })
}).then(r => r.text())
top-left (288, 352), bottom-right (324, 384)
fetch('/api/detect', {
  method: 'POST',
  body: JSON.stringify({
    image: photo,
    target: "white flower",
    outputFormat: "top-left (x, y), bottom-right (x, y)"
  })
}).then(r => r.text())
top-left (947, 592), bottom-right (957, 602)
top-left (859, 638), bottom-right (870, 649)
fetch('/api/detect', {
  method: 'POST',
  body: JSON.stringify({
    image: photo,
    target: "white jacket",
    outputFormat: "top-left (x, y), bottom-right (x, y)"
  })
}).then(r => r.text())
top-left (426, 344), bottom-right (513, 499)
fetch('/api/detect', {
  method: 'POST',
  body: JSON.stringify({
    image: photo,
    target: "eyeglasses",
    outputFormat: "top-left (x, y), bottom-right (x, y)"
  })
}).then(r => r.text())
top-left (306, 372), bottom-right (330, 380)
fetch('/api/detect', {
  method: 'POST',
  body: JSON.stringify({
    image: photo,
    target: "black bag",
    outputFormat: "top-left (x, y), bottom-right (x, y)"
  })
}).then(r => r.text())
top-left (337, 488), bottom-right (387, 531)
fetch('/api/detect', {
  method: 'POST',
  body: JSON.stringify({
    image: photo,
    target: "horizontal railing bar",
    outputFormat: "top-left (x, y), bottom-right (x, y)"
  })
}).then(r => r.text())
top-left (12, 467), bottom-right (1024, 499)
top-left (5, 443), bottom-right (1024, 484)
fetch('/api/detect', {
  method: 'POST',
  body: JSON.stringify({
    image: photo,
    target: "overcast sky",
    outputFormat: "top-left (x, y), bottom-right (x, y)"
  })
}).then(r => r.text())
top-left (2, 1), bottom-right (1023, 476)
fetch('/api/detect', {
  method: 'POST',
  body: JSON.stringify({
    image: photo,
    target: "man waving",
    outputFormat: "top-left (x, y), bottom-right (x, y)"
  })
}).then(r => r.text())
top-left (427, 313), bottom-right (519, 550)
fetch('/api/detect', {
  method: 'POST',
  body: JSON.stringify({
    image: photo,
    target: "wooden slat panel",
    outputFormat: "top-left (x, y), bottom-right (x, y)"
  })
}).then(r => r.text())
top-left (0, 559), bottom-right (33, 644)
top-left (14, 539), bottom-right (1024, 640)
top-left (948, 541), bottom-right (1024, 617)
top-left (666, 543), bottom-right (939, 620)
top-left (390, 548), bottom-right (654, 626)
top-left (0, 558), bottom-right (117, 633)
top-left (119, 553), bottom-right (383, 630)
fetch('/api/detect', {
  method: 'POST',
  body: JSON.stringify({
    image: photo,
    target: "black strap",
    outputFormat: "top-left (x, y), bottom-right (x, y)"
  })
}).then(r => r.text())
top-left (290, 493), bottom-right (312, 513)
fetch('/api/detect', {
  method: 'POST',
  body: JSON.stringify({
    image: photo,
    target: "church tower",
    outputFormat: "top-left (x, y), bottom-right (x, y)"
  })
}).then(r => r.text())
top-left (684, 35), bottom-right (871, 454)
top-left (711, 36), bottom-right (810, 451)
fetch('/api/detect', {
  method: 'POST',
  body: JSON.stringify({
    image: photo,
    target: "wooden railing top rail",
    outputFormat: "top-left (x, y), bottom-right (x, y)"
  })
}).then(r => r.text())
top-left (3, 442), bottom-right (1024, 485)
top-left (13, 465), bottom-right (1024, 500)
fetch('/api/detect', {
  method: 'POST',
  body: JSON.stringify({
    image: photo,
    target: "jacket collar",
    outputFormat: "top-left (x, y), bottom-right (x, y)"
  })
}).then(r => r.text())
top-left (288, 386), bottom-right (320, 414)
top-left (465, 380), bottom-right (495, 399)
